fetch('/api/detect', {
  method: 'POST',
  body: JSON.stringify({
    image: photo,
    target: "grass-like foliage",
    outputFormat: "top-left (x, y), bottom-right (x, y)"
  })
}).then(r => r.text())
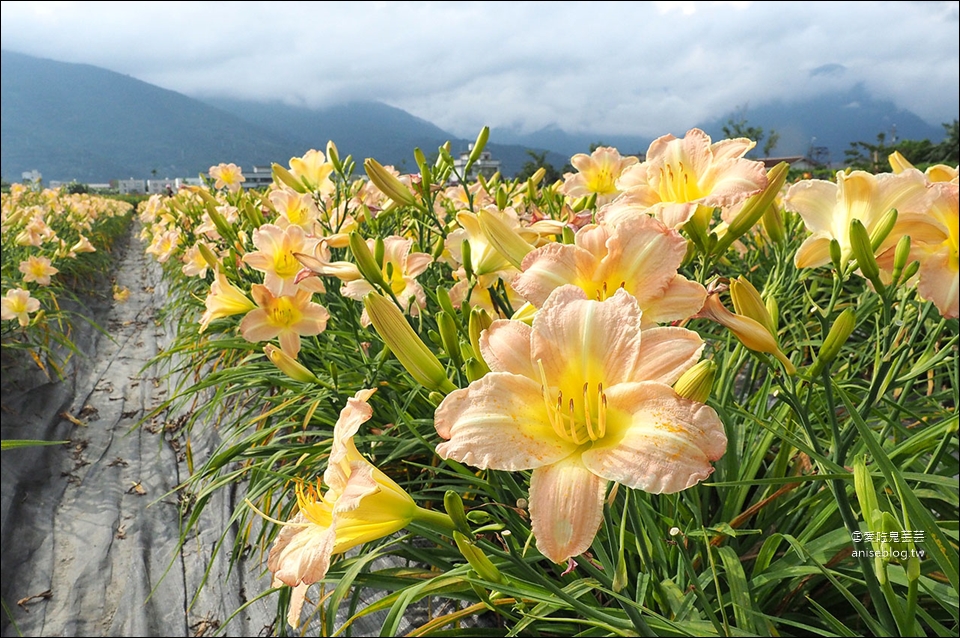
top-left (140, 134), bottom-right (957, 636)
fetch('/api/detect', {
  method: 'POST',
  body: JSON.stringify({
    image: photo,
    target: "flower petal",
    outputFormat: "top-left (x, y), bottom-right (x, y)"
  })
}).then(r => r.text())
top-left (582, 382), bottom-right (726, 494)
top-left (531, 286), bottom-right (642, 387)
top-left (434, 373), bottom-right (577, 470)
top-left (640, 275), bottom-right (706, 325)
top-left (635, 327), bottom-right (704, 385)
top-left (480, 320), bottom-right (536, 378)
top-left (529, 456), bottom-right (607, 563)
top-left (513, 243), bottom-right (598, 307)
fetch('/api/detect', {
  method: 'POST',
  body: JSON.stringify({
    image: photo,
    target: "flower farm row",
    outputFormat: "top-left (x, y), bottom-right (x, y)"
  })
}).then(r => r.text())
top-left (4, 128), bottom-right (958, 636)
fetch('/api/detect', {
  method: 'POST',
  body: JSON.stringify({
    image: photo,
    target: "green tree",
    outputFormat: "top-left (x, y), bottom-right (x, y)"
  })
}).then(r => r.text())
top-left (515, 150), bottom-right (567, 183)
top-left (722, 105), bottom-right (779, 157)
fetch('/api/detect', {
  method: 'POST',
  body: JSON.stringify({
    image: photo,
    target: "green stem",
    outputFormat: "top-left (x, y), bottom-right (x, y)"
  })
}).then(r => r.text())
top-left (410, 505), bottom-right (457, 533)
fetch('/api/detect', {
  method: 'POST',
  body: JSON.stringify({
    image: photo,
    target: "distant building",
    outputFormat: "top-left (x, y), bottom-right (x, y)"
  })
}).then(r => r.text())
top-left (118, 178), bottom-right (146, 194)
top-left (449, 144), bottom-right (500, 185)
top-left (21, 170), bottom-right (42, 189)
top-left (147, 178), bottom-right (179, 194)
top-left (242, 165), bottom-right (274, 189)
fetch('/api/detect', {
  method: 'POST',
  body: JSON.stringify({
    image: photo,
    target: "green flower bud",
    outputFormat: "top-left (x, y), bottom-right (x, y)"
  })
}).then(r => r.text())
top-left (810, 308), bottom-right (856, 376)
top-left (364, 292), bottom-right (455, 393)
top-left (454, 531), bottom-right (503, 584)
top-left (350, 232), bottom-right (389, 290)
top-left (674, 360), bottom-right (716, 403)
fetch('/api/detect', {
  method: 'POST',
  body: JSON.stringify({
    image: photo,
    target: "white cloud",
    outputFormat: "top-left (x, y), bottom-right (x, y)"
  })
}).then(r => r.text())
top-left (2, 1), bottom-right (957, 137)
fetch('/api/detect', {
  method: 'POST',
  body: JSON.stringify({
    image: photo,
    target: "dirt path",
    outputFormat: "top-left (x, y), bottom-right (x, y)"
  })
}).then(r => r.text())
top-left (1, 226), bottom-right (275, 637)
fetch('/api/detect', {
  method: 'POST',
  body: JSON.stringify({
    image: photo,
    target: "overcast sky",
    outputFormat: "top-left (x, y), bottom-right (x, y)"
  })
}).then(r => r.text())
top-left (2, 1), bottom-right (957, 138)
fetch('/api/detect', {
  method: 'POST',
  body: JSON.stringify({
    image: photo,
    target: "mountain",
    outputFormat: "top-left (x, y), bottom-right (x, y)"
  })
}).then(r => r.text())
top-left (696, 84), bottom-right (948, 163)
top-left (0, 50), bottom-right (565, 183)
top-left (0, 50), bottom-right (294, 183)
top-left (2, 50), bottom-right (951, 184)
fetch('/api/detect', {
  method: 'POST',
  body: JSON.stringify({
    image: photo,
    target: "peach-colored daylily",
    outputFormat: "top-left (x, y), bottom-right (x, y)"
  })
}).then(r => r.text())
top-left (19, 255), bottom-right (59, 286)
top-left (288, 149), bottom-right (335, 195)
top-left (209, 163), bottom-right (245, 193)
top-left (611, 128), bottom-right (767, 229)
top-left (241, 224), bottom-right (325, 297)
top-left (144, 228), bottom-right (181, 264)
top-left (561, 146), bottom-right (639, 206)
top-left (880, 181), bottom-right (959, 319)
top-left (239, 285), bottom-right (330, 357)
top-left (889, 151), bottom-right (958, 184)
top-left (198, 271), bottom-right (257, 333)
top-left (1, 288), bottom-right (41, 327)
top-left (268, 388), bottom-right (418, 629)
top-left (341, 236), bottom-right (432, 319)
top-left (434, 286), bottom-right (726, 563)
top-left (269, 186), bottom-right (322, 231)
top-left (513, 216), bottom-right (706, 325)
top-left (784, 169), bottom-right (929, 269)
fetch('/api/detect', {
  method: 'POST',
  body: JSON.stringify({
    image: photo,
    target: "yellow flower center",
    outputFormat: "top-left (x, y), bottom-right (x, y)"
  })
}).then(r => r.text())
top-left (296, 479), bottom-right (334, 527)
top-left (538, 360), bottom-right (608, 445)
top-left (585, 166), bottom-right (617, 195)
top-left (657, 161), bottom-right (703, 203)
top-left (267, 295), bottom-right (302, 328)
top-left (273, 250), bottom-right (301, 279)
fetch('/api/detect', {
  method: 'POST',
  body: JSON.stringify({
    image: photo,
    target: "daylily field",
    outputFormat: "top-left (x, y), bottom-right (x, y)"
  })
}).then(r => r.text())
top-left (2, 128), bottom-right (958, 636)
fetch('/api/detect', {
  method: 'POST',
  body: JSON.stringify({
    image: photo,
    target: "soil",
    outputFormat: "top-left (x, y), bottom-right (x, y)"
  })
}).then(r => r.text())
top-left (0, 226), bottom-right (275, 637)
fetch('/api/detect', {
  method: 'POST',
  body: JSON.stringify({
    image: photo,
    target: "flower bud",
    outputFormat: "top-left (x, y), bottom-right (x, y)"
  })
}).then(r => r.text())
top-left (674, 360), bottom-right (716, 403)
top-left (829, 238), bottom-right (843, 271)
top-left (700, 295), bottom-right (796, 375)
top-left (869, 208), bottom-right (898, 251)
top-left (326, 141), bottom-right (341, 172)
top-left (716, 162), bottom-right (788, 254)
top-left (477, 208), bottom-right (533, 270)
top-left (892, 235), bottom-right (912, 282)
top-left (810, 308), bottom-right (856, 376)
top-left (364, 158), bottom-right (416, 207)
top-left (264, 344), bottom-right (321, 384)
top-left (272, 163), bottom-right (307, 193)
top-left (197, 242), bottom-right (220, 271)
top-left (438, 311), bottom-right (462, 366)
top-left (762, 203), bottom-right (785, 244)
top-left (468, 307), bottom-right (493, 370)
top-left (467, 126), bottom-right (490, 167)
top-left (888, 150), bottom-right (914, 174)
top-left (444, 491), bottom-right (473, 536)
top-left (730, 277), bottom-right (776, 338)
top-left (849, 219), bottom-right (883, 290)
top-left (530, 167), bottom-right (546, 186)
top-left (349, 232), bottom-right (389, 290)
top-left (454, 531), bottom-right (503, 584)
top-left (464, 357), bottom-right (489, 383)
top-left (364, 292), bottom-right (456, 393)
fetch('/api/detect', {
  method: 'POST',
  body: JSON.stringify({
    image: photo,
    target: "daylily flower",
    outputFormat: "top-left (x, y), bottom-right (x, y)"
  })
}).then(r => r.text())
top-left (241, 224), bottom-right (325, 296)
top-left (19, 255), bottom-right (59, 286)
top-left (880, 181), bottom-right (959, 318)
top-left (611, 128), bottom-right (767, 229)
top-left (341, 236), bottom-right (432, 320)
top-left (239, 285), bottom-right (330, 357)
top-left (269, 187), bottom-right (322, 231)
top-left (198, 271), bottom-right (257, 333)
top-left (784, 169), bottom-right (928, 269)
top-left (288, 149), bottom-right (335, 195)
top-left (267, 389), bottom-right (419, 628)
top-left (561, 146), bottom-right (638, 205)
top-left (434, 286), bottom-right (726, 563)
top-left (209, 162), bottom-right (245, 193)
top-left (145, 228), bottom-right (181, 264)
top-left (513, 215), bottom-right (706, 325)
top-left (1, 288), bottom-right (41, 327)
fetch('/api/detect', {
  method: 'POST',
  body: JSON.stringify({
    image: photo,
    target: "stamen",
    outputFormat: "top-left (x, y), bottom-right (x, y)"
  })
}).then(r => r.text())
top-left (583, 382), bottom-right (597, 441)
top-left (598, 389), bottom-right (607, 439)
top-left (568, 398), bottom-right (582, 445)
